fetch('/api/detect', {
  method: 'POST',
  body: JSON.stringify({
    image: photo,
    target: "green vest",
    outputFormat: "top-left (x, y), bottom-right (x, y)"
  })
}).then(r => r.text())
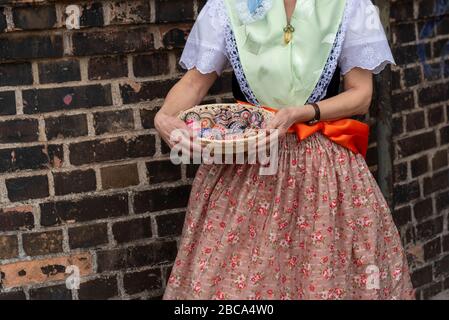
top-left (224, 0), bottom-right (347, 108)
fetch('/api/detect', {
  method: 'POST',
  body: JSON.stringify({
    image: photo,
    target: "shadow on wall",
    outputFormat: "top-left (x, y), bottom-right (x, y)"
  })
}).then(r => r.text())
top-left (418, 0), bottom-right (449, 78)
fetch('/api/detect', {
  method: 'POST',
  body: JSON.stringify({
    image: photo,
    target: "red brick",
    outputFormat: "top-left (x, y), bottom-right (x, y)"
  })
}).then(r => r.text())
top-left (0, 253), bottom-right (92, 288)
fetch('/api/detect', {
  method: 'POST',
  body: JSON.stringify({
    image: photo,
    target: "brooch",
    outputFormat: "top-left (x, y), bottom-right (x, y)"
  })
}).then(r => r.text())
top-left (235, 0), bottom-right (273, 24)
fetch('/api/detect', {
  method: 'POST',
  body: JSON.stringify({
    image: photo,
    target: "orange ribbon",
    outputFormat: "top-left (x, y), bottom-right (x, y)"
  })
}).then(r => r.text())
top-left (237, 101), bottom-right (370, 158)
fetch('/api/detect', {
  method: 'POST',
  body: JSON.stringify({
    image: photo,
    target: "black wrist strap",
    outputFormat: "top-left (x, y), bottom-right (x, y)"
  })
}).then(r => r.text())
top-left (307, 102), bottom-right (321, 124)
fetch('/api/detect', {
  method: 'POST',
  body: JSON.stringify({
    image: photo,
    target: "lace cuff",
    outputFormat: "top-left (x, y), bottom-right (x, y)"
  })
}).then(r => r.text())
top-left (179, 43), bottom-right (230, 75)
top-left (178, 0), bottom-right (229, 76)
top-left (339, 40), bottom-right (396, 75)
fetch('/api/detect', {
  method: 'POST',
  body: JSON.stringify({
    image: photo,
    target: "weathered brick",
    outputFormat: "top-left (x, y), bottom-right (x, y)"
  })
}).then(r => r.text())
top-left (13, 5), bottom-right (57, 30)
top-left (53, 169), bottom-right (96, 196)
top-left (0, 7), bottom-right (6, 32)
top-left (140, 108), bottom-right (158, 129)
top-left (436, 190), bottom-right (449, 212)
top-left (0, 235), bottom-right (19, 260)
top-left (22, 230), bottom-right (63, 256)
top-left (411, 155), bottom-right (428, 178)
top-left (146, 160), bottom-right (181, 183)
top-left (435, 254), bottom-right (449, 278)
top-left (100, 163), bottom-right (139, 190)
top-left (120, 79), bottom-right (177, 104)
top-left (78, 276), bottom-right (118, 300)
top-left (68, 223), bottom-right (108, 249)
top-left (418, 83), bottom-right (449, 106)
top-left (23, 84), bottom-right (112, 114)
top-left (411, 265), bottom-right (433, 288)
top-left (391, 1), bottom-right (414, 22)
top-left (0, 144), bottom-right (63, 173)
top-left (112, 216), bottom-right (152, 244)
top-left (155, 211), bottom-right (185, 237)
top-left (69, 135), bottom-right (155, 165)
top-left (162, 28), bottom-right (188, 49)
top-left (413, 198), bottom-right (434, 222)
top-left (40, 194), bottom-right (128, 226)
top-left (38, 59), bottom-right (81, 84)
top-left (393, 43), bottom-right (430, 66)
top-left (0, 206), bottom-right (34, 232)
top-left (93, 109), bottom-right (134, 134)
top-left (403, 65), bottom-right (421, 88)
top-left (392, 205), bottom-right (412, 227)
top-left (394, 161), bottom-right (408, 182)
top-left (133, 52), bottom-right (169, 77)
top-left (0, 290), bottom-right (26, 300)
top-left (123, 269), bottom-right (162, 295)
top-left (0, 253), bottom-right (92, 288)
top-left (406, 110), bottom-right (425, 131)
top-left (155, 0), bottom-right (194, 22)
top-left (416, 216), bottom-right (444, 241)
top-left (0, 34), bottom-right (63, 62)
top-left (96, 240), bottom-right (177, 272)
top-left (45, 114), bottom-right (88, 140)
top-left (423, 168), bottom-right (449, 195)
top-left (393, 22), bottom-right (416, 44)
top-left (72, 27), bottom-right (154, 56)
top-left (394, 180), bottom-right (421, 205)
top-left (423, 237), bottom-right (441, 261)
top-left (133, 185), bottom-right (191, 214)
top-left (79, 2), bottom-right (104, 27)
top-left (0, 91), bottom-right (16, 115)
top-left (6, 175), bottom-right (49, 202)
top-left (428, 105), bottom-right (444, 126)
top-left (397, 131), bottom-right (437, 157)
top-left (29, 284), bottom-right (72, 300)
top-left (186, 164), bottom-right (200, 178)
top-left (106, 0), bottom-right (151, 24)
top-left (88, 55), bottom-right (128, 80)
top-left (432, 149), bottom-right (448, 170)
top-left (441, 125), bottom-right (449, 145)
top-left (0, 119), bottom-right (39, 143)
top-left (0, 62), bottom-right (33, 86)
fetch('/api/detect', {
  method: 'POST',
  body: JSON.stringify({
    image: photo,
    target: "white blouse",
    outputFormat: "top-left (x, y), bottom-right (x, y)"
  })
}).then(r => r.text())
top-left (180, 0), bottom-right (395, 77)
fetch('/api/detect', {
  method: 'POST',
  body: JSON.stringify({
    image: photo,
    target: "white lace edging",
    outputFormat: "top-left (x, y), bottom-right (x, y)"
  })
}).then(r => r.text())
top-left (339, 40), bottom-right (396, 75)
top-left (307, 0), bottom-right (355, 103)
top-left (179, 44), bottom-right (229, 75)
top-left (235, 0), bottom-right (273, 24)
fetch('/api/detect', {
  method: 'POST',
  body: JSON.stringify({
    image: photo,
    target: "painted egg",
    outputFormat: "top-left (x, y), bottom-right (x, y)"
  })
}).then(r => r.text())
top-left (184, 112), bottom-right (201, 122)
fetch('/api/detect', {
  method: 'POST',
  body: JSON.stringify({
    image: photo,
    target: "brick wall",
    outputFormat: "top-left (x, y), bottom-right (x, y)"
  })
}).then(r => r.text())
top-left (390, 0), bottom-right (449, 300)
top-left (0, 0), bottom-right (447, 300)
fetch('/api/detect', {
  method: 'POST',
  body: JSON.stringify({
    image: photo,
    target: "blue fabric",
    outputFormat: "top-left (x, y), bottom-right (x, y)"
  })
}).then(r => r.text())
top-left (247, 0), bottom-right (263, 14)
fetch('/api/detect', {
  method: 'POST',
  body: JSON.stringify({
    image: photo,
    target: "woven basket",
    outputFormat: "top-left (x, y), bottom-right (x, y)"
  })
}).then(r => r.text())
top-left (178, 103), bottom-right (274, 153)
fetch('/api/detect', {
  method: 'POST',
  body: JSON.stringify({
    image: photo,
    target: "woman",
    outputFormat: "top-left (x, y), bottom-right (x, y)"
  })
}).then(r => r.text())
top-left (157, 0), bottom-right (415, 300)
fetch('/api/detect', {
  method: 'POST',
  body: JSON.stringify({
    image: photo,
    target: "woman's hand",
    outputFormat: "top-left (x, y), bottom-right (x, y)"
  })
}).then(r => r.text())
top-left (266, 106), bottom-right (313, 137)
top-left (155, 111), bottom-right (203, 156)
top-left (154, 111), bottom-right (189, 148)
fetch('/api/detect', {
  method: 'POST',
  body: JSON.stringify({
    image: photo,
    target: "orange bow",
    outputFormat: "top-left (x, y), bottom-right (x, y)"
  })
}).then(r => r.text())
top-left (237, 101), bottom-right (370, 158)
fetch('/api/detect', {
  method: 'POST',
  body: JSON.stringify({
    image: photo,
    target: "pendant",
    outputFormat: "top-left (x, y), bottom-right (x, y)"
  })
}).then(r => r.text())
top-left (283, 23), bottom-right (295, 44)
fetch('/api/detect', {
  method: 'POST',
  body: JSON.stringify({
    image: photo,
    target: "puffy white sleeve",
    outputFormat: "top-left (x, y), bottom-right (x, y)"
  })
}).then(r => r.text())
top-left (179, 0), bottom-right (230, 76)
top-left (338, 0), bottom-right (396, 75)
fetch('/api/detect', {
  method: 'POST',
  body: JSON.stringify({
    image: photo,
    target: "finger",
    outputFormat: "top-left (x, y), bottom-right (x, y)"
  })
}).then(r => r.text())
top-left (266, 117), bottom-right (280, 130)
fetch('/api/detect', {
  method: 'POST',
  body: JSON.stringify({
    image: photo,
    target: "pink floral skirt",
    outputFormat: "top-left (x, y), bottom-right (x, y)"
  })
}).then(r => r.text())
top-left (163, 132), bottom-right (415, 300)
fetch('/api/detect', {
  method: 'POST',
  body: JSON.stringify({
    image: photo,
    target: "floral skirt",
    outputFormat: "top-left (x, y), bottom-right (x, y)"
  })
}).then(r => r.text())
top-left (162, 132), bottom-right (415, 300)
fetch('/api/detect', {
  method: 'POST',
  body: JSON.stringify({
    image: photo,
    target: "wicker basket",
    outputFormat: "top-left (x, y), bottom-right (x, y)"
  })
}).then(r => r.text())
top-left (178, 103), bottom-right (275, 154)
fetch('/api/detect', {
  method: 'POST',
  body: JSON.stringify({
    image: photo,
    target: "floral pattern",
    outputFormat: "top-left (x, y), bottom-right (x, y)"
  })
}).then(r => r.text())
top-left (163, 133), bottom-right (415, 300)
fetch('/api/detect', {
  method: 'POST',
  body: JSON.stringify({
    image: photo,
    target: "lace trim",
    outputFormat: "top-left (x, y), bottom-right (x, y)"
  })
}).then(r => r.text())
top-left (209, 0), bottom-right (259, 105)
top-left (179, 45), bottom-right (229, 75)
top-left (217, 0), bottom-right (357, 105)
top-left (307, 0), bottom-right (355, 104)
top-left (235, 0), bottom-right (273, 24)
top-left (339, 40), bottom-right (396, 75)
